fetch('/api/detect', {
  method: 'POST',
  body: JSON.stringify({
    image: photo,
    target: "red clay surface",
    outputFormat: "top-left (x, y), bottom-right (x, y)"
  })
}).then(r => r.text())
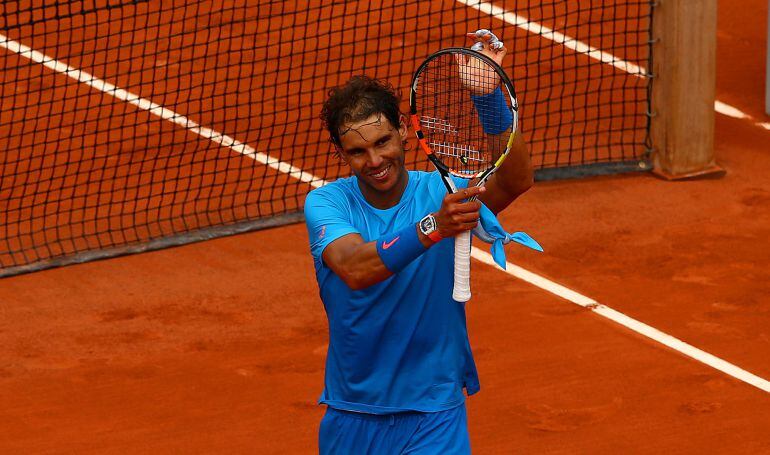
top-left (1, 0), bottom-right (769, 453)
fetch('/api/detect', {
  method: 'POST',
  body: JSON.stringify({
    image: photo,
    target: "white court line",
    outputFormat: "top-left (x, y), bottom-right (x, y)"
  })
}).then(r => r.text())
top-left (456, 0), bottom-right (646, 76)
top-left (716, 101), bottom-right (770, 130)
top-left (458, 0), bottom-right (770, 131)
top-left (0, 33), bottom-right (324, 189)
top-left (4, 15), bottom-right (769, 393)
top-left (472, 249), bottom-right (770, 394)
top-left (715, 100), bottom-right (752, 120)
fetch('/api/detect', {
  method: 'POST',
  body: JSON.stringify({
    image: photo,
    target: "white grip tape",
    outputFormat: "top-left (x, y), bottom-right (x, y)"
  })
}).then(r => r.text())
top-left (452, 230), bottom-right (472, 302)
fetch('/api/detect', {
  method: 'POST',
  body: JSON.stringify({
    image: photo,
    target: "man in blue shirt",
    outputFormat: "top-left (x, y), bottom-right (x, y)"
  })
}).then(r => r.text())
top-left (304, 31), bottom-right (533, 454)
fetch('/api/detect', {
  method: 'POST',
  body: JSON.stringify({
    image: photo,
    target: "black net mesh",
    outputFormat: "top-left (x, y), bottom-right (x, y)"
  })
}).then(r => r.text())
top-left (0, 0), bottom-right (653, 276)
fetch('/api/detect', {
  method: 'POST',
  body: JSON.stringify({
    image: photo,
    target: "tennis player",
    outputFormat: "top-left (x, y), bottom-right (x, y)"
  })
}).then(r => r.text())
top-left (304, 31), bottom-right (532, 454)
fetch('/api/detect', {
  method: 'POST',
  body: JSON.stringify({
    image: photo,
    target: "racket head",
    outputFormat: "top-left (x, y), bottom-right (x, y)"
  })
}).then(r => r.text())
top-left (409, 47), bottom-right (518, 181)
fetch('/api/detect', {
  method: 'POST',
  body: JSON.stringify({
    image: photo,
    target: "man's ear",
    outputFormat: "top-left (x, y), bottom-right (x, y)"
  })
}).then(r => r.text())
top-left (334, 145), bottom-right (348, 165)
top-left (398, 114), bottom-right (409, 141)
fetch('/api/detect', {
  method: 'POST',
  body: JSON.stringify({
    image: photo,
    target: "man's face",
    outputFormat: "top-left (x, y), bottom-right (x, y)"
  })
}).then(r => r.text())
top-left (338, 113), bottom-right (409, 196)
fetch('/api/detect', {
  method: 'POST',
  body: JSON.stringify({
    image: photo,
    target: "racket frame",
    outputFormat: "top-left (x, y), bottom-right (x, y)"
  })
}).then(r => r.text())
top-left (409, 47), bottom-right (519, 302)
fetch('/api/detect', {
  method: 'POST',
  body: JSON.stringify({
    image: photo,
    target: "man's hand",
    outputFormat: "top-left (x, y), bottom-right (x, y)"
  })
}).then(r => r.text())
top-left (468, 29), bottom-right (507, 66)
top-left (433, 186), bottom-right (485, 238)
top-left (455, 30), bottom-right (507, 95)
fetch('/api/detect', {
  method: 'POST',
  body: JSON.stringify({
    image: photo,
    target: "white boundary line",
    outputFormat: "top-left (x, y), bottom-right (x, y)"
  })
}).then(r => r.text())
top-left (472, 249), bottom-right (770, 394)
top-left (3, 14), bottom-right (769, 393)
top-left (0, 33), bottom-right (325, 189)
top-left (456, 0), bottom-right (647, 76)
top-left (716, 101), bottom-right (770, 130)
top-left (457, 0), bottom-right (770, 131)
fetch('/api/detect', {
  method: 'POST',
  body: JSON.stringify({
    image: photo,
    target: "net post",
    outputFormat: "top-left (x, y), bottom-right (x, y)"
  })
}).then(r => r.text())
top-left (650, 0), bottom-right (725, 180)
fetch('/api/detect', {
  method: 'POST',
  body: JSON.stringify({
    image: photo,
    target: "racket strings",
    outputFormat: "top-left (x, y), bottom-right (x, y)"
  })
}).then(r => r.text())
top-left (415, 53), bottom-right (509, 176)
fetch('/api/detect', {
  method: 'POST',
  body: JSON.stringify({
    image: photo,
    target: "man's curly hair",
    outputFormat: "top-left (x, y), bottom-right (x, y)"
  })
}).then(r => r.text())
top-left (320, 76), bottom-right (403, 150)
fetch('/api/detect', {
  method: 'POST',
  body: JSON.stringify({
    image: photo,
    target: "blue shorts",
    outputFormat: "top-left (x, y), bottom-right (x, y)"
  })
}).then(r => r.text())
top-left (319, 404), bottom-right (471, 454)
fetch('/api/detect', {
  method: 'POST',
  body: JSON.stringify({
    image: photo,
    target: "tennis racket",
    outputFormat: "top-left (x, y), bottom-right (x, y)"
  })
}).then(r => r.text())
top-left (409, 47), bottom-right (519, 302)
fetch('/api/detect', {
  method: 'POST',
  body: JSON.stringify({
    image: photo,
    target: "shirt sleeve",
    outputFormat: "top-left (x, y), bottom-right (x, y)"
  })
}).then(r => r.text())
top-left (304, 187), bottom-right (361, 264)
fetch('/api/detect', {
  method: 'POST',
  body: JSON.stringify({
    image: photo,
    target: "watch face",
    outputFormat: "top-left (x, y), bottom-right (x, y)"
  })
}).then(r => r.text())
top-left (420, 215), bottom-right (436, 234)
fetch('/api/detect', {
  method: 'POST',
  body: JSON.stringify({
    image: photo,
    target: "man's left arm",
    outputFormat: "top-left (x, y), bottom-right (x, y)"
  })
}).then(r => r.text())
top-left (477, 130), bottom-right (533, 214)
top-left (462, 30), bottom-right (533, 214)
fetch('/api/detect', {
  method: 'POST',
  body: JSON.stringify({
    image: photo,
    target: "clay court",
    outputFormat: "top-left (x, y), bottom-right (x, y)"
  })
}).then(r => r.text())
top-left (1, 0), bottom-right (769, 453)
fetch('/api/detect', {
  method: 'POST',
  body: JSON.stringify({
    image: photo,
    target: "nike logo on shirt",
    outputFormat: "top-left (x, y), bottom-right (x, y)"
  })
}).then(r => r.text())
top-left (382, 236), bottom-right (400, 249)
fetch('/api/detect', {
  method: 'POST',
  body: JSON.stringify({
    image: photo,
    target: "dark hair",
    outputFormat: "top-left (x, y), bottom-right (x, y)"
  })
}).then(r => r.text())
top-left (320, 76), bottom-right (403, 149)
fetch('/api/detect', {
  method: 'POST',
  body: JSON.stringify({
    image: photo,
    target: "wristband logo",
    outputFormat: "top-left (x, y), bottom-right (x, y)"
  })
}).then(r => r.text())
top-left (382, 236), bottom-right (400, 249)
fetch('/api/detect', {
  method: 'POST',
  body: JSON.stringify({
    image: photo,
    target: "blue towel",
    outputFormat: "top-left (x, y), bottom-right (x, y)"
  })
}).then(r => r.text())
top-left (472, 202), bottom-right (542, 269)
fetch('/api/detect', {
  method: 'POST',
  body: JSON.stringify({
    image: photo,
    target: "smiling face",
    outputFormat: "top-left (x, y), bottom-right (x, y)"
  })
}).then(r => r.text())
top-left (337, 113), bottom-right (410, 209)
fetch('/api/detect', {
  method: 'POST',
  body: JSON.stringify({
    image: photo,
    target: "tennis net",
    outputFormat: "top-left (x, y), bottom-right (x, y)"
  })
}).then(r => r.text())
top-left (0, 0), bottom-right (654, 276)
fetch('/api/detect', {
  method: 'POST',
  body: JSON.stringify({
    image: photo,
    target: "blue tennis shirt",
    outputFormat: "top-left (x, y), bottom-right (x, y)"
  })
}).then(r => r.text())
top-left (304, 170), bottom-right (480, 414)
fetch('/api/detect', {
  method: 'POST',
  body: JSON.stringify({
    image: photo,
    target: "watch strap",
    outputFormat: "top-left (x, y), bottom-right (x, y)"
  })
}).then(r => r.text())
top-left (427, 229), bottom-right (443, 243)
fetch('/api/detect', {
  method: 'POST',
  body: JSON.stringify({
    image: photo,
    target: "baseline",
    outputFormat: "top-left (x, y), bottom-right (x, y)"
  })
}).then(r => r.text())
top-left (0, 33), bottom-right (322, 189)
top-left (472, 248), bottom-right (770, 394)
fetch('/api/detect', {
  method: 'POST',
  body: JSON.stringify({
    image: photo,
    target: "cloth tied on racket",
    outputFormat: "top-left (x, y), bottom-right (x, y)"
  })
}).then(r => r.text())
top-left (472, 202), bottom-right (542, 269)
top-left (470, 29), bottom-right (504, 51)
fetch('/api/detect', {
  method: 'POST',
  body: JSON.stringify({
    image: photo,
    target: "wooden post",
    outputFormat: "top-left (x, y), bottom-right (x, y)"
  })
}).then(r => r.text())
top-left (651, 0), bottom-right (725, 179)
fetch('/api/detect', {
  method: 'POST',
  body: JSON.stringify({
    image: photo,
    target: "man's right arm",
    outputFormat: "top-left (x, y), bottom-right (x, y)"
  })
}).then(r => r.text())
top-left (321, 234), bottom-right (396, 290)
top-left (319, 186), bottom-right (486, 290)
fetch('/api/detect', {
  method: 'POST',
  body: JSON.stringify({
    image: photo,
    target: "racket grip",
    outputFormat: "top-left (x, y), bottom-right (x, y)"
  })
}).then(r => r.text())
top-left (452, 230), bottom-right (472, 302)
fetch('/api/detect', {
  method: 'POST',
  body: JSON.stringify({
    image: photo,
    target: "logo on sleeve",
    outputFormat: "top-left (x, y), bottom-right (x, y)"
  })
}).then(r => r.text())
top-left (318, 226), bottom-right (326, 239)
top-left (382, 236), bottom-right (400, 249)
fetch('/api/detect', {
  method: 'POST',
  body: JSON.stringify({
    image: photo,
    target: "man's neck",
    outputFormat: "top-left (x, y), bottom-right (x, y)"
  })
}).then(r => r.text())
top-left (358, 170), bottom-right (409, 210)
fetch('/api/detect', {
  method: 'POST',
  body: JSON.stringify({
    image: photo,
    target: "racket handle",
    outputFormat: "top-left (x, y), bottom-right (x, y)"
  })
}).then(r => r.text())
top-left (453, 230), bottom-right (472, 302)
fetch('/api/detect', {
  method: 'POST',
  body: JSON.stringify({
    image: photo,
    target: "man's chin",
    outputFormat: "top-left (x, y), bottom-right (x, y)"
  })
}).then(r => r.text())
top-left (360, 167), bottom-right (405, 193)
top-left (365, 177), bottom-right (396, 193)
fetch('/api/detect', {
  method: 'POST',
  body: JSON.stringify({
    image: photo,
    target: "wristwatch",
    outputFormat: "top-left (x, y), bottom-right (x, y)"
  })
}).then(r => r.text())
top-left (418, 214), bottom-right (443, 243)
